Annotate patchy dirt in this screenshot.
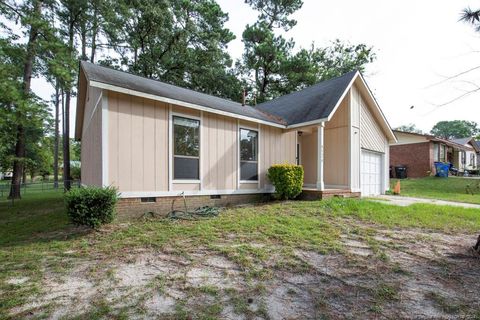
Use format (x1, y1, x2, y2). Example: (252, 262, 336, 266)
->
(7, 226, 480, 319)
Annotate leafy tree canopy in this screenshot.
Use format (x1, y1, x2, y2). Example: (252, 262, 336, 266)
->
(394, 123, 423, 134)
(430, 120, 479, 139)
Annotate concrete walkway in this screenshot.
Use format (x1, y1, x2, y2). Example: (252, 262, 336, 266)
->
(371, 195, 480, 209)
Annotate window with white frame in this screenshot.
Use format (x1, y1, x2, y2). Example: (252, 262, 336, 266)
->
(470, 153, 475, 166)
(173, 116, 200, 180)
(239, 128, 258, 181)
(433, 143, 439, 162)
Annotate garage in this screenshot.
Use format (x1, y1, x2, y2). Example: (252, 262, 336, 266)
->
(361, 150, 383, 196)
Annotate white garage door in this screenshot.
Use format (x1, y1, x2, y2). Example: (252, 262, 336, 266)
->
(361, 150, 383, 196)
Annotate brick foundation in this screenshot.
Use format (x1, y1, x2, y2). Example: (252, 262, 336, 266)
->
(299, 190, 361, 200)
(116, 193, 269, 220)
(390, 142, 434, 178)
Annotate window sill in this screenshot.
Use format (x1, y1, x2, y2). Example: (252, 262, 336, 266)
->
(240, 180, 258, 184)
(172, 180, 201, 184)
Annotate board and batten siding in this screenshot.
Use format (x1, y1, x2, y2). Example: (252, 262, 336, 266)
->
(108, 91, 169, 192)
(356, 86, 387, 153)
(324, 95, 349, 187)
(106, 91, 296, 194)
(81, 86, 103, 187)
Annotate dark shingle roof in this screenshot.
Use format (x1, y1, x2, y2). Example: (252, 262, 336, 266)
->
(451, 137, 471, 146)
(255, 71, 358, 125)
(80, 61, 285, 125)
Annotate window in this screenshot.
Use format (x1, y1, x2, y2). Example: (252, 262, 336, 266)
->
(461, 151, 466, 165)
(240, 128, 258, 181)
(439, 144, 446, 162)
(433, 143, 439, 162)
(471, 153, 475, 166)
(173, 116, 200, 180)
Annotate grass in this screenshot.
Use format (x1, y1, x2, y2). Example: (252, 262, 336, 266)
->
(1, 189, 480, 318)
(391, 176, 480, 204)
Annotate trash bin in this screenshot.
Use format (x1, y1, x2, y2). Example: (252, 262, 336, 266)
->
(395, 165, 407, 179)
(389, 166, 393, 178)
(434, 162, 449, 178)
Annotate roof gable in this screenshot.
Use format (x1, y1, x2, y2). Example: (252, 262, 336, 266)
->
(256, 71, 357, 126)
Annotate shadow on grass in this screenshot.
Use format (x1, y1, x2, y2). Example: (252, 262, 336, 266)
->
(0, 190, 93, 249)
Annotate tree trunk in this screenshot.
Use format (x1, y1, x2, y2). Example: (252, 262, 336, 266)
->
(53, 82, 60, 188)
(90, 4, 98, 63)
(9, 0, 41, 199)
(63, 89, 71, 190)
(63, 18, 75, 191)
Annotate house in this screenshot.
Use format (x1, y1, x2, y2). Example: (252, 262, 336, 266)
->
(390, 131, 474, 178)
(75, 62, 396, 214)
(451, 137, 479, 170)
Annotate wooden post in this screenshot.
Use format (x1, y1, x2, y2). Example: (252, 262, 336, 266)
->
(316, 122, 325, 191)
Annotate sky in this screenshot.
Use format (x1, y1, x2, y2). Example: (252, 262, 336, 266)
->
(28, 0, 480, 135)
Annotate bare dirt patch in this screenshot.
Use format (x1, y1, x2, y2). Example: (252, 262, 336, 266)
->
(7, 225, 480, 319)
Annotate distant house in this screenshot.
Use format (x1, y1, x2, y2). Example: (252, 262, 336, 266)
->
(451, 137, 480, 169)
(75, 62, 396, 213)
(390, 131, 475, 178)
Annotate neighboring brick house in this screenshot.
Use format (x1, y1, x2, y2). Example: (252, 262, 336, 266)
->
(390, 131, 473, 178)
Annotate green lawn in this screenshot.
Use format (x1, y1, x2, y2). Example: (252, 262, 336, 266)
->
(390, 176, 480, 204)
(1, 190, 480, 318)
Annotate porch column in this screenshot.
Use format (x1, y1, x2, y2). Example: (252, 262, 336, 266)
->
(316, 122, 325, 191)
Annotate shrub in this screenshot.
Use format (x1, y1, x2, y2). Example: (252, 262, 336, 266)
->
(267, 164, 304, 200)
(71, 165, 81, 180)
(65, 186, 118, 228)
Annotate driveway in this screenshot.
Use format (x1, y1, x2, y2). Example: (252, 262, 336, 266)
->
(372, 195, 480, 209)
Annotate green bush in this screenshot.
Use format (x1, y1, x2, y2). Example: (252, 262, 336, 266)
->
(65, 186, 118, 228)
(267, 164, 304, 200)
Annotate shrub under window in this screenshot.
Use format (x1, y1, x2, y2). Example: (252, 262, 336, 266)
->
(65, 186, 118, 228)
(267, 164, 304, 200)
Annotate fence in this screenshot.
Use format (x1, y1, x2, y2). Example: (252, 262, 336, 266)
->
(0, 179, 82, 199)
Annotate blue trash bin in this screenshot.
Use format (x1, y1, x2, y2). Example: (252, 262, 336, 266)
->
(434, 162, 449, 177)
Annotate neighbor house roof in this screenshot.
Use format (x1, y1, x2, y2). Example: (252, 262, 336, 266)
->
(452, 137, 480, 152)
(393, 130, 473, 151)
(76, 62, 396, 142)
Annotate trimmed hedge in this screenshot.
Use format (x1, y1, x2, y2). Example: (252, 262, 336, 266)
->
(267, 164, 304, 200)
(65, 186, 118, 228)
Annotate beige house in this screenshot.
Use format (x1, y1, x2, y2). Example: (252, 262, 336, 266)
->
(76, 62, 396, 210)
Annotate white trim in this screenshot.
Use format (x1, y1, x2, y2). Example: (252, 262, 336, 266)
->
(172, 180, 201, 184)
(168, 104, 173, 191)
(238, 126, 260, 188)
(326, 72, 359, 123)
(119, 188, 273, 198)
(101, 91, 109, 187)
(170, 111, 202, 184)
(286, 118, 328, 129)
(348, 88, 353, 190)
(200, 111, 204, 190)
(316, 122, 325, 191)
(236, 119, 240, 190)
(84, 92, 103, 131)
(355, 73, 397, 143)
(257, 122, 261, 190)
(89, 80, 286, 129)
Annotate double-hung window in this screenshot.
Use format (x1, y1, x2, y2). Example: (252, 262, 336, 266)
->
(239, 128, 258, 181)
(173, 116, 200, 180)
